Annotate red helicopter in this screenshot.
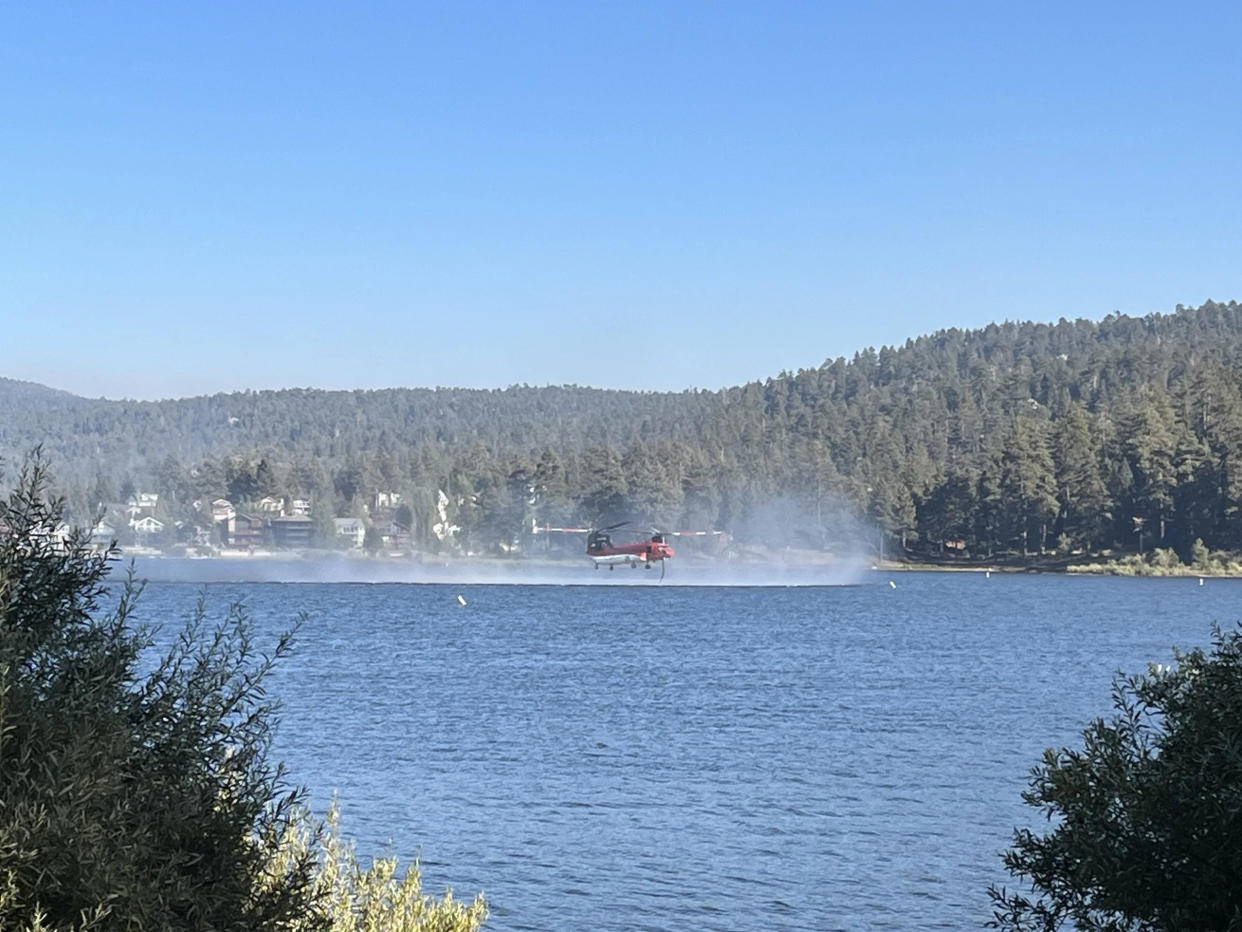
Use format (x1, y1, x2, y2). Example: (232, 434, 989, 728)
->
(586, 522, 675, 577)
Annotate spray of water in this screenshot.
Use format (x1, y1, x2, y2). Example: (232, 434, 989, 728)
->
(121, 492, 875, 587)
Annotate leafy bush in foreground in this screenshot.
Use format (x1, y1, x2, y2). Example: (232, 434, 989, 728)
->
(271, 804, 487, 932)
(0, 454, 323, 930)
(0, 453, 486, 930)
(990, 626, 1242, 930)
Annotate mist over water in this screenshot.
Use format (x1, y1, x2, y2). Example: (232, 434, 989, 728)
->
(121, 552, 871, 588)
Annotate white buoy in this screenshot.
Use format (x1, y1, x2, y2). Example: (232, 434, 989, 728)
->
(1199, 578, 1204, 586)
(889, 580, 896, 589)
(457, 594, 467, 606)
(985, 570, 990, 578)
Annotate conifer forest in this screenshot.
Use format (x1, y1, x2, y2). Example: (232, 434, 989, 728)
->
(7, 301, 1242, 563)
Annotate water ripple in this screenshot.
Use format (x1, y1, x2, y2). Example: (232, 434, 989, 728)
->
(132, 573, 1233, 930)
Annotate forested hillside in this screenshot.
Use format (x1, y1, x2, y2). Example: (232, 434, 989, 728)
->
(7, 301, 1242, 560)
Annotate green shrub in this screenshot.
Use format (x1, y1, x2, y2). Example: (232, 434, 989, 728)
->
(0, 452, 487, 930)
(269, 804, 487, 932)
(0, 453, 324, 930)
(1191, 537, 1211, 568)
(991, 626, 1242, 929)
(1146, 546, 1183, 571)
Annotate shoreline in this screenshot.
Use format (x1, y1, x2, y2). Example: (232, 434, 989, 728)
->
(114, 547, 1242, 581)
(876, 558, 1242, 579)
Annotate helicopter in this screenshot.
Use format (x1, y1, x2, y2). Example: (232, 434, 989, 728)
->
(586, 522, 675, 578)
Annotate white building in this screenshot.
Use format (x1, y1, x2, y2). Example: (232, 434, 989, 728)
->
(132, 515, 165, 537)
(90, 521, 117, 549)
(256, 496, 284, 515)
(333, 517, 366, 548)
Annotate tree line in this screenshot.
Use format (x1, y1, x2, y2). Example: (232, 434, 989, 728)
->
(7, 300, 1242, 560)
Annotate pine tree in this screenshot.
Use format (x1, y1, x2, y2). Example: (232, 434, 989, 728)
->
(999, 416, 1059, 555)
(1051, 402, 1109, 550)
(1123, 396, 1178, 545)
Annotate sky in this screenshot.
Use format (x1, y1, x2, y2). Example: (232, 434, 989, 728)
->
(3, 2, 1241, 400)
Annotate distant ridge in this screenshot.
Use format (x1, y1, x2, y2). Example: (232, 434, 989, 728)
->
(6, 302, 1242, 408)
(0, 377, 83, 405)
(5, 301, 1241, 413)
(7, 300, 1242, 562)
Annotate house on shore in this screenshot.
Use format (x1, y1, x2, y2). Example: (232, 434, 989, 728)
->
(271, 516, 313, 549)
(256, 496, 285, 515)
(231, 513, 266, 550)
(334, 517, 366, 549)
(131, 515, 164, 540)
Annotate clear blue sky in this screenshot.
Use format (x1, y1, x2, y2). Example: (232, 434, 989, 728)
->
(3, 2, 1240, 400)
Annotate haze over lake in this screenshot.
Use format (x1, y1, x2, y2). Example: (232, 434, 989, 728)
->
(133, 571, 1232, 931)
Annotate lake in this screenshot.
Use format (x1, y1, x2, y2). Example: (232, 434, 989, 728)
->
(131, 569, 1238, 930)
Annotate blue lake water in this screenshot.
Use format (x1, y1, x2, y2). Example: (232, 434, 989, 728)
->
(131, 570, 1240, 930)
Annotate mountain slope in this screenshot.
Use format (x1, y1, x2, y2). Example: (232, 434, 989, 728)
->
(6, 300, 1242, 558)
